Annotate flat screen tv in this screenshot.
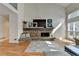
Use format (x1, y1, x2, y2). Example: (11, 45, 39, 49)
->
(33, 19, 46, 28)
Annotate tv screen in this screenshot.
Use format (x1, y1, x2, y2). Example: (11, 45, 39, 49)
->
(33, 19, 46, 28)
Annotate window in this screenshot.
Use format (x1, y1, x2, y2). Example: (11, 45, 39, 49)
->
(10, 3, 17, 9)
(68, 21, 79, 39)
(68, 10, 79, 19)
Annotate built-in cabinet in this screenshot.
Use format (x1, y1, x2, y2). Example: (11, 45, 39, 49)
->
(23, 19, 53, 38)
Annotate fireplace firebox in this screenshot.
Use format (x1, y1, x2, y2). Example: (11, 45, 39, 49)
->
(41, 32, 49, 37)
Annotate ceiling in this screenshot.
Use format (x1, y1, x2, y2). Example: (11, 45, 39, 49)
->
(0, 3, 78, 16)
(0, 4, 14, 16)
(57, 3, 70, 7)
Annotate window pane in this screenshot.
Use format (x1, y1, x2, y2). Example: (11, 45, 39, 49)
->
(68, 10, 79, 19)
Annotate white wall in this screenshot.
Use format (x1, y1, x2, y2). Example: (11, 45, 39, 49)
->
(24, 3, 66, 38)
(0, 16, 3, 38)
(24, 4, 36, 22)
(67, 3, 79, 14)
(0, 16, 9, 39)
(3, 16, 9, 38)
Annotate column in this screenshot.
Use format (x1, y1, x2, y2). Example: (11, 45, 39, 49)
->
(65, 8, 68, 39)
(9, 14, 18, 43)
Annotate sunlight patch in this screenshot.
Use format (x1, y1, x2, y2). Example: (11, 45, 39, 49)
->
(50, 49, 59, 51)
(45, 41, 52, 44)
(48, 45, 55, 47)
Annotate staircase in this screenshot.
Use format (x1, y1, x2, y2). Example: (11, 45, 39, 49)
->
(50, 21, 64, 38)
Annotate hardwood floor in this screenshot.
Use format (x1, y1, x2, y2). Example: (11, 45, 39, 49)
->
(0, 38, 74, 56)
(0, 39, 44, 56)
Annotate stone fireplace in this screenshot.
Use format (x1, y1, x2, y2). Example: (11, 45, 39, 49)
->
(23, 28, 53, 37)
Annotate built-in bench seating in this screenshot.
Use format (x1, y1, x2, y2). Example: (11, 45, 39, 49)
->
(65, 45, 79, 56)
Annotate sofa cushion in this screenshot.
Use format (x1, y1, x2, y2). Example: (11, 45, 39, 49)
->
(65, 45, 79, 56)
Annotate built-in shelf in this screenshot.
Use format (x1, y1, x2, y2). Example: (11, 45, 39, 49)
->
(23, 19, 53, 38)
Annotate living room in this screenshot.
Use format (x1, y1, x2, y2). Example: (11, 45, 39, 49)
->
(0, 3, 79, 56)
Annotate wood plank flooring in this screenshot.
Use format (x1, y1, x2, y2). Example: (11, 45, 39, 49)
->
(0, 39, 43, 56)
(0, 38, 74, 56)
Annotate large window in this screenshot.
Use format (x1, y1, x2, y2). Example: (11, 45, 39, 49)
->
(67, 10, 79, 39)
(68, 10, 79, 19)
(68, 21, 79, 39)
(9, 3, 17, 9)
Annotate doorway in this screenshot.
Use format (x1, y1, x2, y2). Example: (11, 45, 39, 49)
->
(3, 16, 9, 41)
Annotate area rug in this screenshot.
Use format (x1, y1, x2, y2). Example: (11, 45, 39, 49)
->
(25, 41, 60, 52)
(25, 41, 70, 56)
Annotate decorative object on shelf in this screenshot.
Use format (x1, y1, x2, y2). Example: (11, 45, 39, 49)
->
(23, 21, 27, 28)
(23, 21, 27, 24)
(33, 22, 37, 27)
(28, 22, 33, 27)
(47, 19, 52, 27)
(20, 32, 30, 41)
(23, 21, 33, 28)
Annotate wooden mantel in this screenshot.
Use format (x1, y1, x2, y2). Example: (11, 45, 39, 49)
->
(23, 27, 53, 31)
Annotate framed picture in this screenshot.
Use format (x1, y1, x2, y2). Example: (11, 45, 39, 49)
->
(47, 19, 52, 23)
(47, 19, 52, 27)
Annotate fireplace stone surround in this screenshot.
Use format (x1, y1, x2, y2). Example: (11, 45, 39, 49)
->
(23, 28, 53, 37)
